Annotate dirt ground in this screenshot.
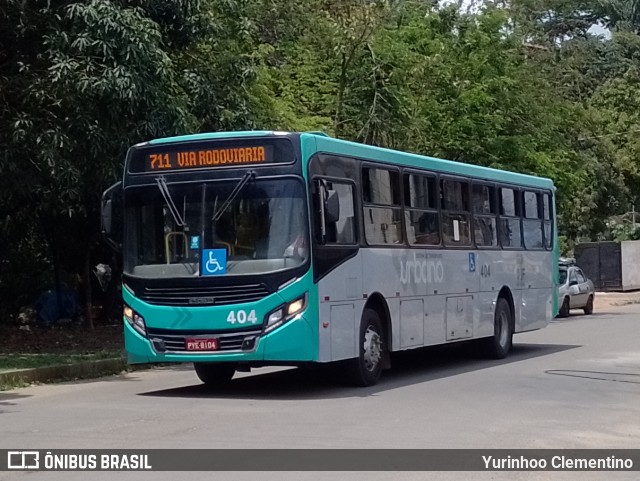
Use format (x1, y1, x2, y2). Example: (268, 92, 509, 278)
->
(593, 290, 640, 309)
(0, 323, 124, 355)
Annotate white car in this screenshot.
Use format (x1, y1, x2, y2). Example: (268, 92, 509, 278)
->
(557, 259, 595, 318)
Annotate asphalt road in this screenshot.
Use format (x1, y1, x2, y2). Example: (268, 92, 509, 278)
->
(2, 303, 640, 481)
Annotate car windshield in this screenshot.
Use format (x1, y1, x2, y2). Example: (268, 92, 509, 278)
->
(124, 178, 308, 278)
(559, 268, 567, 285)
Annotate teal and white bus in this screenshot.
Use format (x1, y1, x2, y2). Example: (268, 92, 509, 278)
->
(102, 131, 558, 386)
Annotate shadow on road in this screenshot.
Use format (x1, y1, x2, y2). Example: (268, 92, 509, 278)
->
(550, 311, 631, 323)
(0, 392, 31, 413)
(0, 392, 32, 403)
(138, 342, 580, 401)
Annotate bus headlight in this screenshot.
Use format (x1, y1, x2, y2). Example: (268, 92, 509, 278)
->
(124, 305, 146, 336)
(264, 294, 307, 333)
(287, 297, 305, 316)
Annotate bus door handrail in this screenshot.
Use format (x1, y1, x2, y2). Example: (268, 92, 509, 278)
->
(165, 232, 190, 263)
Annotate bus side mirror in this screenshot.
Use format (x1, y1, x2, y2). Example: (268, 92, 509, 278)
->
(325, 190, 340, 224)
(102, 199, 114, 234)
(101, 181, 122, 252)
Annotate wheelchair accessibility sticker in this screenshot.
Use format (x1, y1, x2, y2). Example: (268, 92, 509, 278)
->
(202, 249, 227, 276)
(468, 252, 476, 272)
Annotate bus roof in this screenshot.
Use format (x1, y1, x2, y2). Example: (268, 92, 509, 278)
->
(146, 130, 280, 145)
(305, 133, 555, 190)
(143, 131, 554, 190)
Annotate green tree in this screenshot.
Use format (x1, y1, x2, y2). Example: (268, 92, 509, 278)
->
(2, 0, 199, 324)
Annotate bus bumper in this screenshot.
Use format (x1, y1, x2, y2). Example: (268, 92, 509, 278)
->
(124, 313, 316, 364)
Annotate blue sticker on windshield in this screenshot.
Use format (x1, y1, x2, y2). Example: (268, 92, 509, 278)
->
(469, 252, 476, 272)
(202, 249, 227, 276)
(190, 236, 200, 250)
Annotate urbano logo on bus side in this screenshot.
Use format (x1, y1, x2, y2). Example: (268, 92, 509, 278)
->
(399, 252, 444, 285)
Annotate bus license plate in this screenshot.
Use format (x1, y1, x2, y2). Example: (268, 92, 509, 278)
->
(185, 338, 219, 351)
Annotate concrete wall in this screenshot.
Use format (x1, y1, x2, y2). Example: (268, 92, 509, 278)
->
(621, 241, 640, 291)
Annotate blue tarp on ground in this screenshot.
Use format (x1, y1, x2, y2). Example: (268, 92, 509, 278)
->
(35, 289, 78, 326)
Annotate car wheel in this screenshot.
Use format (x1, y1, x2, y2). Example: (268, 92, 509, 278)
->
(346, 308, 384, 387)
(482, 297, 513, 359)
(558, 296, 570, 318)
(583, 295, 594, 315)
(193, 362, 236, 386)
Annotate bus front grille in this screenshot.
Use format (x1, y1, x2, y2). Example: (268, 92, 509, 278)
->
(147, 327, 262, 353)
(139, 283, 272, 307)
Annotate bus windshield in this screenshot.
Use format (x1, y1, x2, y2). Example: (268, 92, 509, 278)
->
(124, 177, 308, 278)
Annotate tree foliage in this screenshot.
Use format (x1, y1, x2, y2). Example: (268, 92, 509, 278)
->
(2, 0, 640, 322)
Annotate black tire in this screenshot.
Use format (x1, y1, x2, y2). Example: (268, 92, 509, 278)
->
(482, 297, 513, 359)
(346, 308, 385, 387)
(193, 362, 236, 386)
(558, 296, 570, 318)
(583, 295, 594, 315)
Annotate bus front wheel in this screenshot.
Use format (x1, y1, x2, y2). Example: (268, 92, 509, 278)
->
(482, 297, 513, 359)
(193, 362, 236, 386)
(347, 308, 385, 387)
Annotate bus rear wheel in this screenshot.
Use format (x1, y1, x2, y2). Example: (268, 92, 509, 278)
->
(193, 362, 236, 386)
(482, 297, 513, 359)
(346, 308, 385, 387)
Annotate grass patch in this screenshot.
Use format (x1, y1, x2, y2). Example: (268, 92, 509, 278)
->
(0, 375, 30, 390)
(0, 350, 124, 371)
(0, 356, 130, 391)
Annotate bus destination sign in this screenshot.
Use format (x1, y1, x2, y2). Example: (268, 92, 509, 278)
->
(145, 145, 272, 172)
(127, 137, 295, 174)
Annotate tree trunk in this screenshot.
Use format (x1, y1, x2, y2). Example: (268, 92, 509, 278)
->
(46, 220, 63, 323)
(334, 52, 348, 137)
(84, 247, 94, 329)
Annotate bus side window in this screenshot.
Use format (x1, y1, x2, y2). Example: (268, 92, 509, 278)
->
(543, 193, 553, 249)
(441, 178, 471, 246)
(523, 191, 543, 249)
(472, 183, 497, 247)
(499, 187, 522, 248)
(405, 173, 440, 245)
(362, 167, 403, 245)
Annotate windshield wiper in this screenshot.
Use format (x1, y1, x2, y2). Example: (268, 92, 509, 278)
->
(156, 176, 185, 227)
(212, 171, 256, 222)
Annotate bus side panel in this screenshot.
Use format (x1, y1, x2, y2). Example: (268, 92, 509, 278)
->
(477, 250, 517, 333)
(360, 248, 480, 351)
(317, 251, 365, 362)
(477, 249, 553, 334)
(360, 248, 409, 352)
(552, 193, 560, 317)
(318, 246, 553, 361)
(519, 249, 553, 332)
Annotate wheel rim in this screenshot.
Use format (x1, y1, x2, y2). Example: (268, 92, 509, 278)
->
(363, 325, 382, 372)
(497, 310, 509, 348)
